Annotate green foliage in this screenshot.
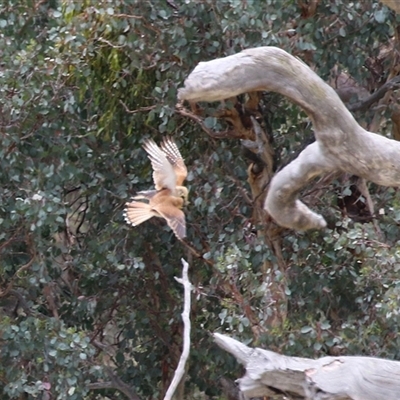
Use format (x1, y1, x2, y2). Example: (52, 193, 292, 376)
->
(0, 317, 95, 399)
(1, 0, 399, 398)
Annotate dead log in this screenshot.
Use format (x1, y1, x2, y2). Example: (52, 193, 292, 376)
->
(178, 47, 400, 231)
(214, 333, 400, 400)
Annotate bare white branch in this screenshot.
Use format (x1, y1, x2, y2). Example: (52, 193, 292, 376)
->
(164, 258, 192, 400)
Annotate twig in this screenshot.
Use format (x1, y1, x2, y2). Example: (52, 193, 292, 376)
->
(0, 228, 21, 252)
(348, 75, 400, 112)
(0, 256, 35, 298)
(175, 102, 231, 139)
(356, 178, 383, 240)
(164, 258, 192, 400)
(119, 100, 156, 114)
(97, 37, 125, 49)
(180, 239, 214, 267)
(113, 13, 143, 19)
(88, 367, 141, 400)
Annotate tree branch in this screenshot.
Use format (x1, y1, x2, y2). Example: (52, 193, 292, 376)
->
(213, 333, 400, 400)
(164, 258, 192, 400)
(178, 47, 400, 230)
(88, 367, 141, 400)
(380, 0, 400, 14)
(347, 75, 400, 112)
(0, 255, 35, 298)
(119, 100, 156, 114)
(175, 102, 234, 139)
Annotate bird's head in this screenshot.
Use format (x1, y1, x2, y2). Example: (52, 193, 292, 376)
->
(176, 186, 189, 205)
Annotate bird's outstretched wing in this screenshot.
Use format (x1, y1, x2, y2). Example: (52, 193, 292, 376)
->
(132, 189, 158, 200)
(160, 137, 187, 186)
(155, 203, 186, 240)
(143, 140, 177, 191)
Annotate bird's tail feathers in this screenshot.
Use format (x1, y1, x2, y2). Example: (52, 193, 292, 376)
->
(124, 202, 156, 226)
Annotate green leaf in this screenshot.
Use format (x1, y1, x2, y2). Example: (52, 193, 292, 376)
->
(374, 9, 386, 23)
(301, 326, 313, 334)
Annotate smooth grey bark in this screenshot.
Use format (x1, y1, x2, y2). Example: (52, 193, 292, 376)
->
(178, 47, 400, 230)
(213, 333, 400, 400)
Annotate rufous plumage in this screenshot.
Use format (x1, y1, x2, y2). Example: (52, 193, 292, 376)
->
(124, 137, 188, 240)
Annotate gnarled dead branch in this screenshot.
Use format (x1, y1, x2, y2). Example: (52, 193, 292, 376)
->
(214, 333, 400, 400)
(178, 46, 400, 231)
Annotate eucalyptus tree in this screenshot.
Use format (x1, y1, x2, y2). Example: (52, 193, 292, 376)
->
(0, 1, 399, 399)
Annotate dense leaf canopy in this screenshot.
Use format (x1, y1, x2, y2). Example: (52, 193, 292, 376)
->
(1, 1, 399, 399)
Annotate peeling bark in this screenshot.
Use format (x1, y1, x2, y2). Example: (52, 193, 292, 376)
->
(177, 91, 290, 326)
(392, 104, 400, 141)
(380, 0, 400, 14)
(178, 46, 400, 231)
(213, 333, 400, 400)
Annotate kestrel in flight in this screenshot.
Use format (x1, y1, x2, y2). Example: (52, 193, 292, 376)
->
(124, 137, 188, 240)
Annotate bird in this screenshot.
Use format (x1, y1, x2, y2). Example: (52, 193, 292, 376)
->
(124, 137, 188, 240)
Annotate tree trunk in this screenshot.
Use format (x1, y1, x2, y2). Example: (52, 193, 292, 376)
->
(381, 0, 400, 14)
(214, 333, 400, 400)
